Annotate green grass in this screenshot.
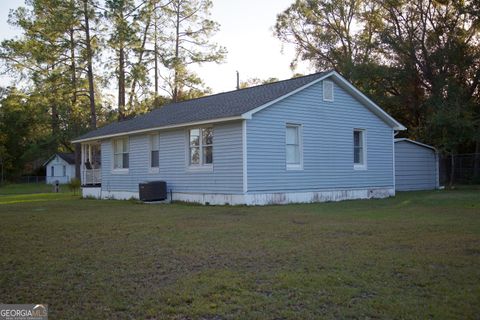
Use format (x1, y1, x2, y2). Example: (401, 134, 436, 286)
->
(0, 182, 70, 195)
(0, 189, 479, 319)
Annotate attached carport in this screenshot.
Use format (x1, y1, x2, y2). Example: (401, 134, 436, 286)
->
(394, 139, 440, 191)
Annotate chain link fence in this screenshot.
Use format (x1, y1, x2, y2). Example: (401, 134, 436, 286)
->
(439, 153, 480, 185)
(5, 176, 46, 184)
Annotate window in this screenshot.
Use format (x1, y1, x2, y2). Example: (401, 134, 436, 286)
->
(63, 165, 66, 176)
(51, 166, 54, 177)
(353, 129, 366, 169)
(286, 124, 302, 170)
(113, 137, 129, 170)
(150, 134, 159, 169)
(323, 80, 334, 101)
(189, 127, 213, 166)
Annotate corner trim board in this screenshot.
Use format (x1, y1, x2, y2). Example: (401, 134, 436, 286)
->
(242, 119, 248, 193)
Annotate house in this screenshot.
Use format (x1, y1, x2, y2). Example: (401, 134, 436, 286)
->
(44, 153, 76, 184)
(72, 71, 407, 205)
(394, 138, 439, 191)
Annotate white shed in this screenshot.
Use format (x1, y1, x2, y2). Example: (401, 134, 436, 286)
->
(394, 139, 440, 191)
(44, 153, 76, 184)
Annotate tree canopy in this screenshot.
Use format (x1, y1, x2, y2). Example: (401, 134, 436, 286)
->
(275, 0, 480, 161)
(0, 0, 225, 179)
(0, 0, 478, 181)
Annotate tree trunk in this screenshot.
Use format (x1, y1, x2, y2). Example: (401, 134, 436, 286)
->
(118, 44, 126, 120)
(69, 28, 77, 107)
(173, 1, 180, 103)
(50, 65, 60, 138)
(74, 143, 81, 179)
(449, 153, 455, 188)
(69, 27, 81, 179)
(51, 103, 59, 137)
(83, 0, 97, 129)
(154, 7, 159, 97)
(128, 13, 151, 109)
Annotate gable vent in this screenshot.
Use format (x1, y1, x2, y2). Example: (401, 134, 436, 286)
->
(323, 80, 334, 101)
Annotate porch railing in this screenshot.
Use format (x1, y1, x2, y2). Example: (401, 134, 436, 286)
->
(83, 168, 102, 185)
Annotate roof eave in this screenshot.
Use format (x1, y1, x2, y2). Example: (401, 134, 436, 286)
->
(42, 154, 56, 167)
(395, 138, 436, 151)
(71, 115, 246, 144)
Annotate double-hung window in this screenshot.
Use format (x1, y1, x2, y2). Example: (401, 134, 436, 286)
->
(150, 134, 159, 171)
(189, 127, 213, 166)
(286, 124, 302, 170)
(353, 129, 366, 169)
(113, 137, 129, 170)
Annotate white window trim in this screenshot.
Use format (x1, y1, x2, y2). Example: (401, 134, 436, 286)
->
(112, 168, 129, 174)
(185, 127, 214, 173)
(323, 80, 334, 102)
(112, 137, 129, 174)
(148, 133, 160, 173)
(286, 123, 303, 171)
(353, 128, 367, 170)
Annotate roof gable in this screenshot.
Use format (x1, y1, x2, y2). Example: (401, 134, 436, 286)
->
(244, 71, 406, 131)
(43, 153, 75, 166)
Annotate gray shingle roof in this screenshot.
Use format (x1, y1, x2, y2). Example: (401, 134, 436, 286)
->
(74, 72, 328, 142)
(44, 153, 75, 166)
(58, 152, 76, 164)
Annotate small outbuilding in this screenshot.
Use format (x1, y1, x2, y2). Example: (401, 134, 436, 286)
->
(44, 153, 76, 184)
(394, 139, 439, 191)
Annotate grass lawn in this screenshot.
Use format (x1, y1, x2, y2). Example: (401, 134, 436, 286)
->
(0, 182, 71, 195)
(0, 188, 479, 319)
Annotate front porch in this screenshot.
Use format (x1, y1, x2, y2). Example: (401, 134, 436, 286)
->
(81, 142, 101, 186)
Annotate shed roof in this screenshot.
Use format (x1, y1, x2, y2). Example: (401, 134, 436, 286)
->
(395, 138, 436, 151)
(43, 153, 75, 166)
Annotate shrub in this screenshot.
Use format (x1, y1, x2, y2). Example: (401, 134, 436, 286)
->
(68, 178, 81, 195)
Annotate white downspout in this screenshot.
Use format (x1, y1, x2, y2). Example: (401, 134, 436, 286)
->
(392, 130, 397, 195)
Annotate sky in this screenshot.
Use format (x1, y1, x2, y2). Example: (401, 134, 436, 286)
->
(0, 0, 312, 94)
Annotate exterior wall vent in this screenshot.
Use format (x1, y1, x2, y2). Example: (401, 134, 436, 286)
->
(323, 80, 334, 101)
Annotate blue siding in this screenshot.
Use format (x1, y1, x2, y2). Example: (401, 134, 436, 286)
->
(246, 79, 394, 192)
(101, 121, 243, 194)
(395, 141, 437, 191)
